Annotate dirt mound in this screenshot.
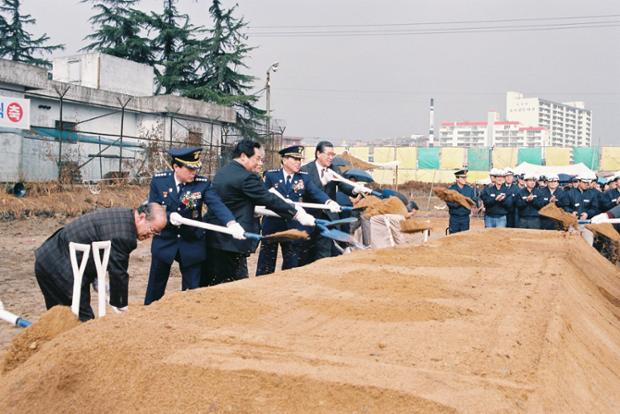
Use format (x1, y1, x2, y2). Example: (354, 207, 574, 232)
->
(586, 223, 620, 241)
(400, 218, 433, 233)
(538, 203, 578, 229)
(1, 230, 620, 413)
(2, 306, 78, 373)
(433, 187, 475, 209)
(357, 196, 408, 218)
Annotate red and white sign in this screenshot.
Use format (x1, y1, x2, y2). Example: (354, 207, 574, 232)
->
(0, 96, 30, 129)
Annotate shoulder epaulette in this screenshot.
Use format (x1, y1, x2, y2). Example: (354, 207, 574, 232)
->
(266, 169, 280, 173)
(153, 171, 171, 178)
(298, 171, 308, 175)
(194, 176, 209, 182)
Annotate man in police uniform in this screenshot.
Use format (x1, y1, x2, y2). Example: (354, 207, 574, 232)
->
(447, 169, 477, 234)
(145, 147, 244, 305)
(504, 169, 520, 228)
(601, 173, 620, 212)
(563, 175, 600, 220)
(481, 168, 513, 228)
(533, 173, 568, 230)
(515, 173, 541, 229)
(256, 145, 338, 276)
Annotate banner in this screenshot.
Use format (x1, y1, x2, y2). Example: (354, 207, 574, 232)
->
(0, 96, 30, 129)
(440, 147, 465, 169)
(467, 147, 490, 171)
(544, 147, 571, 166)
(417, 147, 440, 169)
(573, 147, 599, 170)
(517, 147, 542, 165)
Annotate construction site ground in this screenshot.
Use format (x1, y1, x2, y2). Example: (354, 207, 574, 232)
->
(1, 189, 619, 413)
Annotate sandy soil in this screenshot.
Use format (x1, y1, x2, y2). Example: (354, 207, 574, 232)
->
(0, 211, 460, 350)
(1, 225, 619, 413)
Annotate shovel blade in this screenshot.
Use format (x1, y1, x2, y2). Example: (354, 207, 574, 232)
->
(320, 228, 356, 243)
(316, 217, 359, 227)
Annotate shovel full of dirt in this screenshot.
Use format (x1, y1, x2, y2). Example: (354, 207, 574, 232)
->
(538, 203, 578, 230)
(433, 187, 475, 209)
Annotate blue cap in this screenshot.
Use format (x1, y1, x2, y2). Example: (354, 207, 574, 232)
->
(169, 147, 202, 169)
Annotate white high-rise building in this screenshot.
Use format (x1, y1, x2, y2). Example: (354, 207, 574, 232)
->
(439, 112, 549, 147)
(506, 91, 591, 147)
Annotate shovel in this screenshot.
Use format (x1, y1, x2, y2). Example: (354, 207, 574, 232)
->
(169, 213, 307, 242)
(267, 189, 361, 245)
(325, 170, 383, 198)
(578, 218, 620, 225)
(0, 299, 31, 328)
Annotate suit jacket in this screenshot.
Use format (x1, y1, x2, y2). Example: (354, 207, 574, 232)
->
(206, 161, 297, 254)
(149, 171, 234, 266)
(261, 168, 330, 234)
(34, 208, 138, 308)
(300, 161, 354, 220)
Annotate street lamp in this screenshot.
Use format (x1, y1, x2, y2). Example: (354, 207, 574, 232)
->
(265, 61, 279, 160)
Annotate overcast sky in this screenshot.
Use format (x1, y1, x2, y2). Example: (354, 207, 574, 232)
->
(22, 0, 620, 145)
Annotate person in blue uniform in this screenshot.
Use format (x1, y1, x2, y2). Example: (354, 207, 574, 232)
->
(144, 147, 244, 305)
(533, 174, 568, 230)
(504, 169, 520, 228)
(446, 169, 477, 234)
(481, 168, 513, 228)
(256, 145, 337, 276)
(563, 175, 600, 220)
(515, 173, 541, 229)
(599, 174, 620, 212)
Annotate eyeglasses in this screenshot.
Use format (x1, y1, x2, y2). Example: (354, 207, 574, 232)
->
(147, 223, 160, 236)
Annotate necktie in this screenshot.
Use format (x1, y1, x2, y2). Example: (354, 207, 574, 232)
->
(177, 183, 184, 194)
(285, 175, 292, 191)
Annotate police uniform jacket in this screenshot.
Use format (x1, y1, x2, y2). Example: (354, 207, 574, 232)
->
(206, 161, 297, 254)
(600, 188, 620, 212)
(563, 187, 600, 218)
(149, 171, 235, 266)
(447, 183, 476, 217)
(34, 208, 137, 308)
(481, 184, 513, 217)
(300, 161, 354, 221)
(504, 183, 520, 211)
(262, 168, 330, 235)
(515, 187, 541, 218)
(533, 187, 568, 210)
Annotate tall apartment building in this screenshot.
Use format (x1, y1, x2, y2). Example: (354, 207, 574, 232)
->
(506, 91, 591, 146)
(439, 112, 549, 147)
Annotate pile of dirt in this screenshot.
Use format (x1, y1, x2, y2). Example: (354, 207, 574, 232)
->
(400, 218, 433, 233)
(1, 229, 620, 413)
(538, 203, 578, 229)
(433, 187, 475, 209)
(0, 185, 148, 220)
(1, 306, 78, 373)
(357, 196, 408, 218)
(585, 223, 620, 241)
(266, 229, 309, 241)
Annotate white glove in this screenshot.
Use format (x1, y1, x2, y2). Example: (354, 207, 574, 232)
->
(325, 199, 342, 213)
(352, 185, 373, 195)
(591, 213, 609, 224)
(294, 210, 316, 226)
(227, 222, 246, 240)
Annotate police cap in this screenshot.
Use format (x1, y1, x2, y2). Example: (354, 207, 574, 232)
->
(278, 145, 304, 159)
(454, 169, 468, 177)
(169, 147, 202, 169)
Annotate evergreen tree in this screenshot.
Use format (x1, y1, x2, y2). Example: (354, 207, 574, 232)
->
(184, 0, 264, 138)
(148, 0, 199, 95)
(0, 0, 64, 67)
(81, 0, 153, 64)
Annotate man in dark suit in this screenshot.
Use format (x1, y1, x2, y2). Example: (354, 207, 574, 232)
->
(145, 147, 243, 305)
(256, 145, 337, 276)
(34, 203, 166, 321)
(299, 141, 362, 265)
(203, 139, 315, 286)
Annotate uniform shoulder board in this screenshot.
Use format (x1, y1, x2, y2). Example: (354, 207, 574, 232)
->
(194, 176, 209, 182)
(154, 171, 171, 178)
(298, 171, 308, 175)
(266, 169, 280, 173)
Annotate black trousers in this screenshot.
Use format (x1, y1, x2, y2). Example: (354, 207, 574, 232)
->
(255, 240, 301, 276)
(518, 217, 540, 229)
(299, 228, 333, 266)
(448, 215, 470, 234)
(144, 252, 202, 305)
(201, 247, 248, 287)
(35, 260, 94, 321)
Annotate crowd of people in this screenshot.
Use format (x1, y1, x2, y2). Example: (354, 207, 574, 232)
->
(34, 138, 620, 321)
(446, 167, 620, 233)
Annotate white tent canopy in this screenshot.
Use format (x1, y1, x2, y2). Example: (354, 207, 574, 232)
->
(512, 162, 596, 178)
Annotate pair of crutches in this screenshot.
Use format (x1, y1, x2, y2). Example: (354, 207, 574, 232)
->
(69, 240, 113, 318)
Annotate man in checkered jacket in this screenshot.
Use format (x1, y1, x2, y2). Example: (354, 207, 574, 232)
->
(34, 203, 166, 321)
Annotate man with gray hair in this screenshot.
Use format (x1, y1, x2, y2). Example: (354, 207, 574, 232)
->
(35, 203, 166, 321)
